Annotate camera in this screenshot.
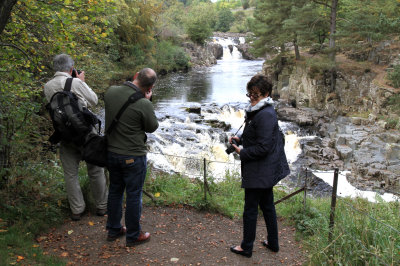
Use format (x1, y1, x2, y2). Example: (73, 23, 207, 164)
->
(71, 68, 81, 78)
(225, 138, 239, 154)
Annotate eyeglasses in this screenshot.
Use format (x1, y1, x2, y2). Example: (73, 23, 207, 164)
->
(246, 93, 261, 98)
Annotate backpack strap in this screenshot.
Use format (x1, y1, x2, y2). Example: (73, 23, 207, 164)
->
(64, 77, 73, 91)
(106, 91, 144, 135)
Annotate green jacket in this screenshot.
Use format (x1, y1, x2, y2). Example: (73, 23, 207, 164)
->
(104, 83, 159, 156)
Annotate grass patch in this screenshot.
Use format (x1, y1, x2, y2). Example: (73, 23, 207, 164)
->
(0, 161, 68, 265)
(0, 160, 99, 265)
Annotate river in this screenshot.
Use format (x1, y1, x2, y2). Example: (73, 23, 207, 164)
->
(147, 37, 302, 181)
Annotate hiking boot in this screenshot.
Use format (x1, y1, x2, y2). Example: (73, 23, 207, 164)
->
(71, 212, 83, 221)
(96, 208, 107, 216)
(107, 226, 127, 241)
(126, 232, 150, 247)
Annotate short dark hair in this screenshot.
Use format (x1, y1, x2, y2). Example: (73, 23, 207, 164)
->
(137, 68, 157, 89)
(246, 74, 272, 97)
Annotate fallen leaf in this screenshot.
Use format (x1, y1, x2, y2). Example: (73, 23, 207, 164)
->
(36, 236, 47, 242)
(155, 192, 160, 198)
(170, 258, 179, 262)
(32, 244, 39, 248)
(88, 221, 94, 226)
(61, 252, 69, 257)
(17, 256, 24, 260)
(68, 230, 73, 235)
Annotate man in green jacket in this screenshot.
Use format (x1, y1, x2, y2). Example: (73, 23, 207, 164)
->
(104, 68, 159, 246)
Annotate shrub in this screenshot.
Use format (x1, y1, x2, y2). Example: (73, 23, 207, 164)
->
(388, 64, 400, 88)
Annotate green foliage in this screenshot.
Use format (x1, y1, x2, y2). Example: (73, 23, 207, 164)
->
(215, 0, 242, 10)
(154, 41, 190, 72)
(184, 2, 216, 44)
(388, 64, 400, 89)
(0, 0, 117, 180)
(156, 0, 186, 41)
(241, 0, 250, 10)
(215, 8, 235, 32)
(338, 0, 400, 44)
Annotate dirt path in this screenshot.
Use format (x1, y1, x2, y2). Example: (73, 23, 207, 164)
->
(38, 206, 305, 265)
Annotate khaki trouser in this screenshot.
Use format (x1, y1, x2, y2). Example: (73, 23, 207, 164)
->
(59, 141, 108, 214)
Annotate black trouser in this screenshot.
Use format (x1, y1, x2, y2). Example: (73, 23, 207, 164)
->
(240, 188, 279, 252)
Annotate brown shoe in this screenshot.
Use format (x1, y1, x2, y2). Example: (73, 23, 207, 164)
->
(126, 232, 150, 247)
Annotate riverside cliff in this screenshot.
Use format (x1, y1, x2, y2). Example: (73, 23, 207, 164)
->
(264, 42, 400, 195)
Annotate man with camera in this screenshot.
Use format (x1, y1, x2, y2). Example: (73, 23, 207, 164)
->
(44, 54, 108, 221)
(104, 68, 158, 246)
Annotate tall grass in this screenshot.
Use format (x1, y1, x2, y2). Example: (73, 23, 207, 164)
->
(0, 161, 67, 265)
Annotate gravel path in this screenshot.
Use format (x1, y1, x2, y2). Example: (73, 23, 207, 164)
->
(38, 206, 305, 265)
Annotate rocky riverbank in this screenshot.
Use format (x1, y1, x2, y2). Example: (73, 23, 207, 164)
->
(182, 32, 257, 68)
(276, 102, 400, 196)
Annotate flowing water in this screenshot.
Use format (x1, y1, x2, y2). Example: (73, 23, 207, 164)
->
(147, 37, 302, 180)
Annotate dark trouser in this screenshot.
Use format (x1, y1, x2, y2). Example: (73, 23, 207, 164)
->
(106, 152, 147, 243)
(241, 188, 279, 252)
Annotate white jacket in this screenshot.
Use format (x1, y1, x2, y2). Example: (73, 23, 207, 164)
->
(44, 71, 98, 108)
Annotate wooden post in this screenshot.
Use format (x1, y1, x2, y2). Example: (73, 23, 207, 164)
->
(203, 158, 207, 201)
(304, 168, 308, 210)
(329, 168, 339, 242)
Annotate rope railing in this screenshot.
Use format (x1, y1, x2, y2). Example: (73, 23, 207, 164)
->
(338, 199, 400, 234)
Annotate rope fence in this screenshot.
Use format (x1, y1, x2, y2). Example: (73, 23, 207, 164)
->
(1, 153, 399, 258)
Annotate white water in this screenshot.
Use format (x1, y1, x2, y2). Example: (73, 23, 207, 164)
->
(312, 171, 399, 203)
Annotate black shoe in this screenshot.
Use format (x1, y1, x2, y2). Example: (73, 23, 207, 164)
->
(230, 246, 252, 258)
(107, 226, 127, 241)
(262, 240, 279, 252)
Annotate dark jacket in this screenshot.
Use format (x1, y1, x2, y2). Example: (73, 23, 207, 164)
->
(104, 83, 159, 156)
(239, 103, 290, 188)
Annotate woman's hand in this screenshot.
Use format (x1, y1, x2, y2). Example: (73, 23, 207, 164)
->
(229, 136, 241, 154)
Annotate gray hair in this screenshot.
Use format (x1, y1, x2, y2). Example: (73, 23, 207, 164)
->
(53, 54, 74, 72)
(137, 68, 157, 89)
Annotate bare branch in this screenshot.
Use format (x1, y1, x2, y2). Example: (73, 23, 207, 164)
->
(311, 0, 331, 8)
(0, 42, 31, 60)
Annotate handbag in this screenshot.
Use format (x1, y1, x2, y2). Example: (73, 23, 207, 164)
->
(82, 89, 144, 167)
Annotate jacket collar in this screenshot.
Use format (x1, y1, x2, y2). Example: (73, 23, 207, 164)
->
(123, 81, 141, 92)
(54, 71, 72, 78)
(245, 97, 274, 119)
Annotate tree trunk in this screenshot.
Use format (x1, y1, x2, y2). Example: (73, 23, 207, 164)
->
(329, 0, 338, 92)
(0, 0, 18, 36)
(294, 37, 300, 60)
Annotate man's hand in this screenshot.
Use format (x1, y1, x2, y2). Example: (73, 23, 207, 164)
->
(145, 89, 152, 100)
(76, 70, 85, 82)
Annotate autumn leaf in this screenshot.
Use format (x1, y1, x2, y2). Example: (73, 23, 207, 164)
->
(61, 252, 69, 257)
(154, 192, 160, 198)
(68, 230, 73, 235)
(88, 221, 94, 226)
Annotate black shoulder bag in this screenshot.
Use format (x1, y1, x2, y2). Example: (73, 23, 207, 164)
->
(82, 90, 144, 167)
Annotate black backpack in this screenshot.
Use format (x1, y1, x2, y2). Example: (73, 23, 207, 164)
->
(46, 78, 100, 146)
